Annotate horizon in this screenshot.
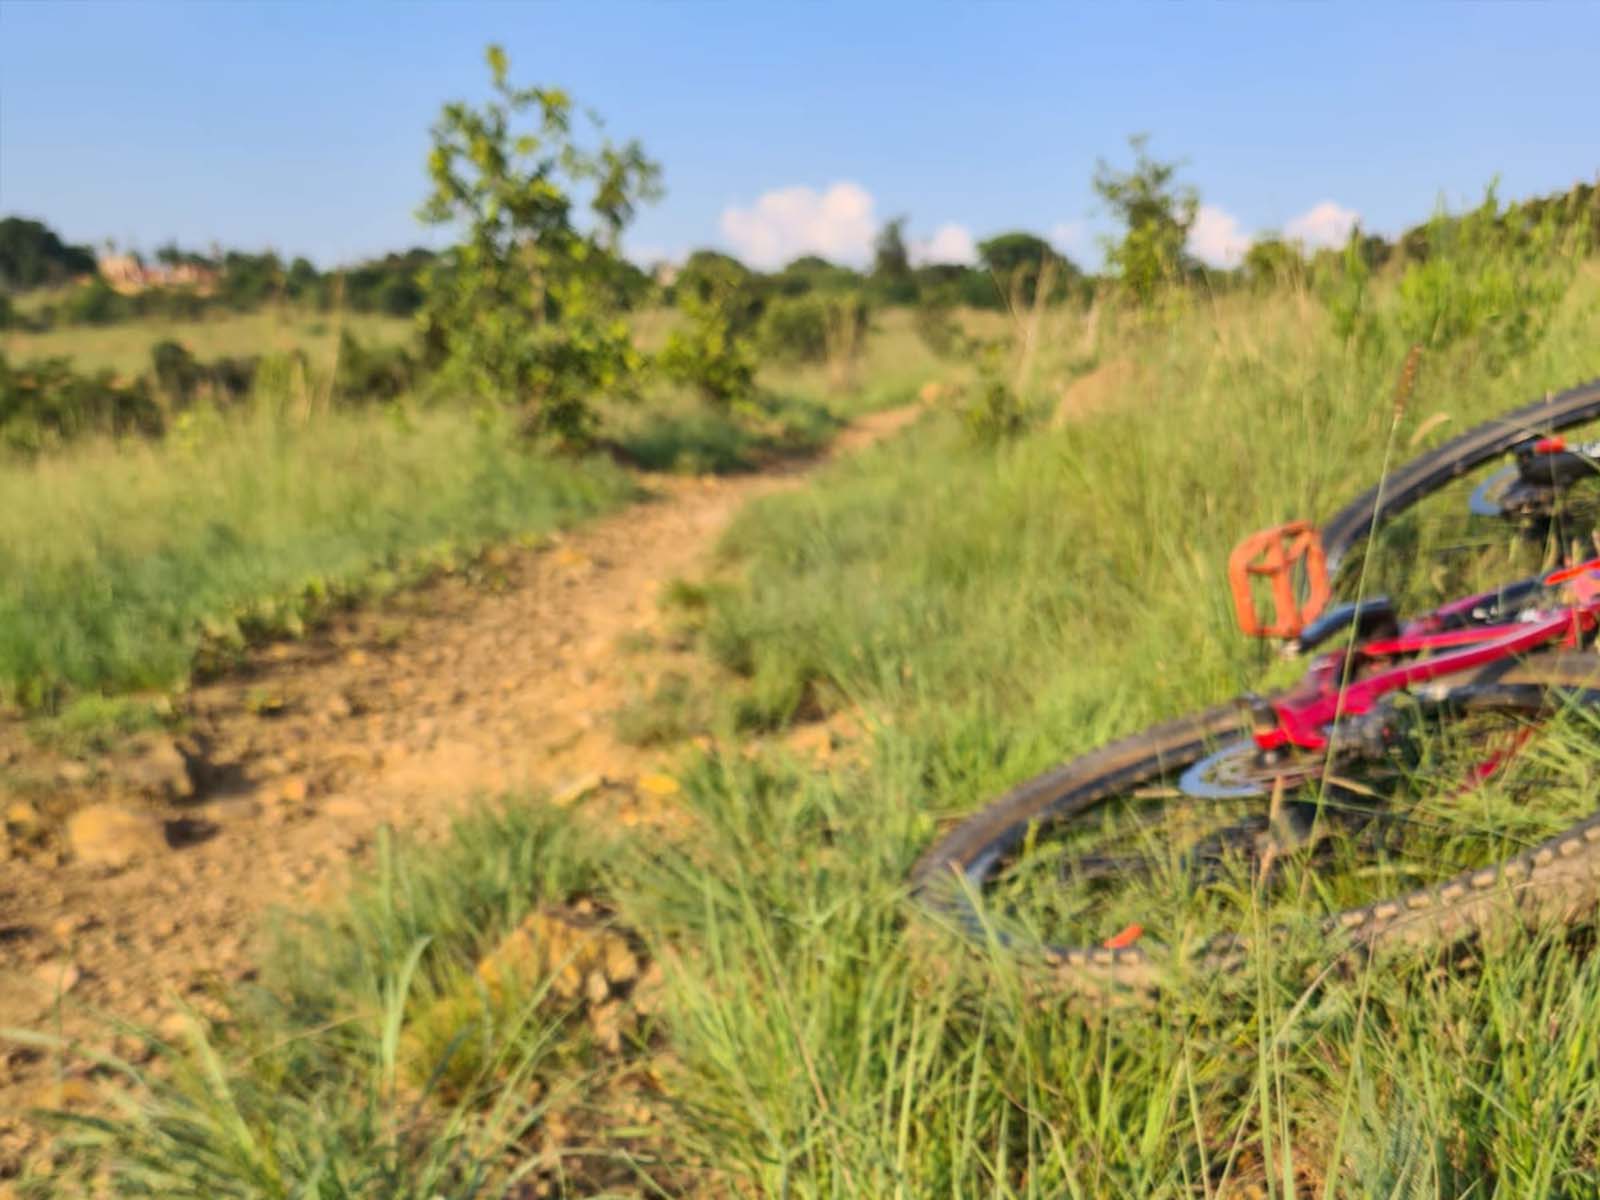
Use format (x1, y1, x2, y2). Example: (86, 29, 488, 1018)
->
(2, 2, 1598, 271)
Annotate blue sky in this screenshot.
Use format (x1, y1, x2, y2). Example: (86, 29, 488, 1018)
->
(2, 1, 1597, 270)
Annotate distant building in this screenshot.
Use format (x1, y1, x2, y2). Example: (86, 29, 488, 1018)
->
(97, 253, 219, 294)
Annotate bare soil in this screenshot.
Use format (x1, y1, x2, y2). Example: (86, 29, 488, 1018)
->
(0, 404, 922, 1175)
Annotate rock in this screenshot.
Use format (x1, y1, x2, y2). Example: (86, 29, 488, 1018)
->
(50, 913, 95, 939)
(273, 775, 310, 805)
(124, 736, 193, 801)
(3, 799, 41, 832)
(588, 1000, 633, 1053)
(602, 934, 638, 985)
(56, 761, 92, 786)
(551, 772, 603, 807)
(29, 1075, 97, 1110)
(633, 961, 666, 1015)
(65, 804, 169, 868)
(584, 969, 610, 1005)
(202, 796, 263, 824)
(635, 773, 680, 798)
(32, 960, 81, 996)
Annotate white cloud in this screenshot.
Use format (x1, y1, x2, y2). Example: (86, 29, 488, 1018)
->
(719, 182, 876, 269)
(910, 222, 977, 265)
(1051, 220, 1091, 256)
(1187, 204, 1252, 269)
(1283, 200, 1360, 250)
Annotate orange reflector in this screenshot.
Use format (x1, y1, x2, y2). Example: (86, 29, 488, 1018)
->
(1102, 923, 1144, 950)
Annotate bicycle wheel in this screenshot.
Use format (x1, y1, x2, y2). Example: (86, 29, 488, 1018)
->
(1322, 378, 1600, 611)
(910, 654, 1600, 991)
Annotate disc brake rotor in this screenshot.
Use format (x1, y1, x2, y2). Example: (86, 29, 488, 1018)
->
(1177, 738, 1328, 800)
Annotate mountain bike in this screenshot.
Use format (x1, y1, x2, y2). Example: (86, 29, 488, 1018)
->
(911, 381, 1600, 990)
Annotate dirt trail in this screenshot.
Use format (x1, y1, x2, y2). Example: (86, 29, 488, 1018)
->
(0, 403, 923, 1163)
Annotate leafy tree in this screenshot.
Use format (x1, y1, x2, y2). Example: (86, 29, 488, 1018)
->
(1092, 135, 1198, 304)
(417, 43, 661, 444)
(658, 257, 756, 407)
(771, 255, 859, 297)
(873, 218, 911, 279)
(673, 251, 758, 315)
(977, 232, 1053, 279)
(0, 217, 97, 291)
(976, 231, 1079, 306)
(870, 217, 915, 302)
(1242, 236, 1304, 290)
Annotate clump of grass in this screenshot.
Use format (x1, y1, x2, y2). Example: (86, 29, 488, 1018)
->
(0, 406, 636, 707)
(30, 804, 657, 1198)
(26, 693, 172, 758)
(613, 671, 709, 746)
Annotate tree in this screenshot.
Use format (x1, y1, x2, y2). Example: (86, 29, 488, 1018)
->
(659, 256, 756, 407)
(1242, 236, 1304, 290)
(417, 43, 662, 444)
(1092, 135, 1198, 304)
(0, 217, 97, 291)
(977, 231, 1079, 307)
(871, 217, 915, 303)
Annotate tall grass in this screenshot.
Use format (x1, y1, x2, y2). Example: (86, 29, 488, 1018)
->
(0, 405, 634, 704)
(1, 309, 413, 378)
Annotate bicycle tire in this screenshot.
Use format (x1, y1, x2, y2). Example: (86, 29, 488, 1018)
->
(910, 653, 1600, 991)
(1321, 378, 1600, 579)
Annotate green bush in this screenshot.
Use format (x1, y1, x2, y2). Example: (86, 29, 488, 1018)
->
(1393, 187, 1583, 372)
(0, 353, 163, 454)
(758, 292, 870, 364)
(333, 330, 416, 403)
(659, 259, 758, 407)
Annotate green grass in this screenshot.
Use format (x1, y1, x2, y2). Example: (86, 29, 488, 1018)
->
(2, 307, 412, 377)
(19, 261, 1600, 1195)
(0, 405, 635, 705)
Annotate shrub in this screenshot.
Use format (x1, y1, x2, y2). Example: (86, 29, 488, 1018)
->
(759, 292, 870, 365)
(333, 331, 416, 403)
(1392, 186, 1583, 372)
(659, 259, 757, 407)
(150, 341, 259, 408)
(0, 353, 163, 454)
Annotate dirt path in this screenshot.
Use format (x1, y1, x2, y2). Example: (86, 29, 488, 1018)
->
(0, 403, 923, 1168)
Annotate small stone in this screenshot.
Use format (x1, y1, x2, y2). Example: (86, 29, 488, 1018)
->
(633, 961, 666, 1015)
(320, 796, 369, 819)
(3, 799, 41, 831)
(636, 773, 680, 798)
(33, 960, 81, 996)
(30, 1076, 97, 1110)
(274, 775, 310, 805)
(51, 912, 94, 939)
(124, 735, 194, 801)
(66, 804, 169, 868)
(584, 969, 610, 1005)
(602, 935, 638, 985)
(57, 761, 92, 786)
(202, 796, 263, 824)
(588, 1001, 633, 1053)
(155, 1011, 193, 1041)
(551, 772, 603, 806)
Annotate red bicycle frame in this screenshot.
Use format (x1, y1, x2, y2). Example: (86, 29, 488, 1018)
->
(1250, 558, 1600, 753)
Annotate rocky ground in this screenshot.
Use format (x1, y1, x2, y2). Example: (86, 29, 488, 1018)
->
(0, 404, 922, 1181)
